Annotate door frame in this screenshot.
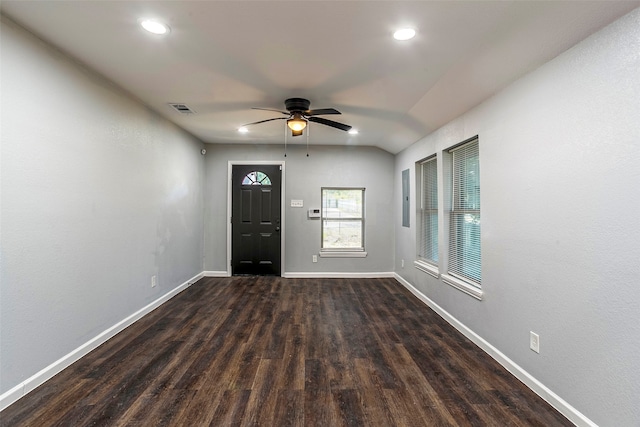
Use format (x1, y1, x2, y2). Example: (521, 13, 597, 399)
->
(226, 160, 286, 276)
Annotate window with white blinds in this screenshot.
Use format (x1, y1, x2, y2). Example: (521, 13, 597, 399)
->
(448, 139, 481, 286)
(418, 157, 438, 265)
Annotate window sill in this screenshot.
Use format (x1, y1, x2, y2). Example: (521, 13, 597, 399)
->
(319, 251, 368, 258)
(414, 260, 439, 278)
(441, 274, 483, 300)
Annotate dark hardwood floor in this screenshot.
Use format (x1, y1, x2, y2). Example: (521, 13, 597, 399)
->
(1, 277, 572, 426)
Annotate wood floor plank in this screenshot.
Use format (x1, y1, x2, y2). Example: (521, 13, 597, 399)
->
(271, 389, 303, 427)
(210, 389, 251, 427)
(278, 324, 305, 391)
(223, 344, 260, 391)
(331, 388, 366, 426)
(303, 389, 341, 427)
(180, 389, 223, 426)
(386, 343, 459, 425)
(382, 388, 431, 427)
(243, 358, 280, 426)
(1, 277, 574, 426)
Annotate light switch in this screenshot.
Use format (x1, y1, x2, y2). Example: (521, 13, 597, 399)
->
(291, 199, 304, 207)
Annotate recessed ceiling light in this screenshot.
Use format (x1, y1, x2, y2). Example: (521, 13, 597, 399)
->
(348, 129, 359, 135)
(140, 19, 170, 35)
(393, 28, 416, 41)
(238, 127, 249, 133)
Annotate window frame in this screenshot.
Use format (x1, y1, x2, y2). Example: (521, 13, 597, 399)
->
(320, 187, 366, 257)
(413, 154, 440, 279)
(442, 137, 482, 298)
(416, 154, 440, 260)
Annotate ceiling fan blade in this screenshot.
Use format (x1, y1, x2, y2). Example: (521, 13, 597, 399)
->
(308, 116, 352, 132)
(252, 107, 289, 115)
(306, 108, 341, 116)
(242, 117, 287, 126)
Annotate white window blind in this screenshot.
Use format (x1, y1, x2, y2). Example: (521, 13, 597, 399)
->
(449, 139, 481, 286)
(418, 157, 438, 264)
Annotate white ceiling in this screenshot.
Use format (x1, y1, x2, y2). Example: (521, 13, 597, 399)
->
(2, 1, 638, 153)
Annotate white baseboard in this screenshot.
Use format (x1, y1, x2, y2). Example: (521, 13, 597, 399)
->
(283, 271, 395, 279)
(393, 273, 596, 427)
(202, 270, 231, 277)
(0, 271, 204, 412)
(202, 271, 394, 279)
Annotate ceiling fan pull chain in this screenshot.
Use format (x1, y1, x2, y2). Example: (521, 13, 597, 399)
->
(306, 123, 310, 157)
(283, 121, 287, 157)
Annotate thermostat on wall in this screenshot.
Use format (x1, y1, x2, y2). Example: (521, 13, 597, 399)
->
(308, 208, 321, 219)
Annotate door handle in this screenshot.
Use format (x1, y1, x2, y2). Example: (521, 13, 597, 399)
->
(275, 226, 280, 232)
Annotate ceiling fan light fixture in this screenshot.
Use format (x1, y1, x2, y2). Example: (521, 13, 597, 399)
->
(287, 115, 307, 132)
(140, 19, 170, 35)
(393, 28, 416, 41)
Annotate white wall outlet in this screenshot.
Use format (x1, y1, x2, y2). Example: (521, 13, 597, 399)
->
(312, 255, 318, 263)
(530, 331, 540, 353)
(401, 259, 405, 268)
(151, 275, 157, 288)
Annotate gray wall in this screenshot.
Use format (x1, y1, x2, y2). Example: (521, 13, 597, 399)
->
(1, 17, 205, 395)
(394, 9, 640, 426)
(203, 144, 395, 274)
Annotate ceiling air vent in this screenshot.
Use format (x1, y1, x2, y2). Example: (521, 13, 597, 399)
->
(169, 103, 195, 114)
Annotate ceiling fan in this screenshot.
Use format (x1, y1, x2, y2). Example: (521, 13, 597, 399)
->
(242, 98, 352, 136)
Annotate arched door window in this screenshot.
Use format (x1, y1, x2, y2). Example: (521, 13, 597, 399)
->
(242, 171, 272, 186)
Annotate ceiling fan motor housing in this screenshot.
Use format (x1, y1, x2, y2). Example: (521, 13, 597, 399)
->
(285, 98, 311, 113)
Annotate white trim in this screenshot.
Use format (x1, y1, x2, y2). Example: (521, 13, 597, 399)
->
(0, 272, 203, 412)
(441, 273, 483, 300)
(319, 251, 367, 258)
(202, 270, 231, 277)
(393, 273, 597, 427)
(0, 385, 23, 413)
(414, 260, 440, 278)
(283, 271, 394, 279)
(227, 161, 286, 277)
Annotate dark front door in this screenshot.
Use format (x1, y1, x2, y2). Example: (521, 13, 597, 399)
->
(231, 164, 282, 275)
